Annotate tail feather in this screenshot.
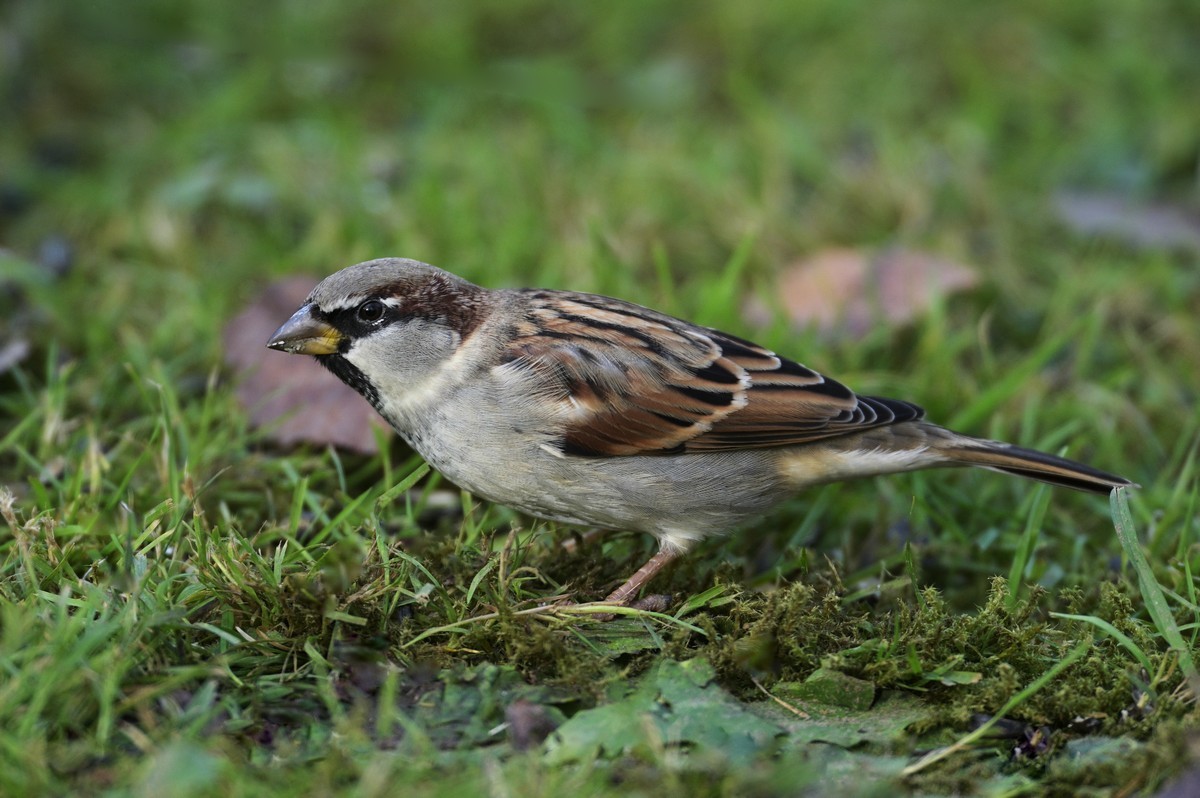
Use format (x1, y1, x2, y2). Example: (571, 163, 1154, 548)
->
(940, 439, 1135, 495)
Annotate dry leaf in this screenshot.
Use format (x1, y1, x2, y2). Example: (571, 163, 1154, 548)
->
(744, 248, 979, 336)
(505, 699, 560, 751)
(0, 338, 30, 375)
(1054, 191, 1200, 252)
(224, 276, 391, 453)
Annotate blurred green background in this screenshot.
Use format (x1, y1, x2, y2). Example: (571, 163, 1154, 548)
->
(8, 0, 1197, 294)
(3, 1, 1200, 795)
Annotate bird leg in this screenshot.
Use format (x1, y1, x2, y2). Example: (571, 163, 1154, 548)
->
(604, 547, 681, 606)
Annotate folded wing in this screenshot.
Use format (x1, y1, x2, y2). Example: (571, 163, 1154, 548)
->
(498, 290, 923, 457)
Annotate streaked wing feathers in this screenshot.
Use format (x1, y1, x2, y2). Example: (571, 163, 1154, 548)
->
(498, 290, 923, 456)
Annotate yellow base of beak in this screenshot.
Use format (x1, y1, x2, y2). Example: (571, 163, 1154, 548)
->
(266, 305, 344, 355)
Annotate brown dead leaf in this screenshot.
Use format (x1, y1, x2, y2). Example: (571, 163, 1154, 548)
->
(0, 338, 30, 375)
(224, 276, 391, 454)
(505, 699, 560, 751)
(1054, 191, 1200, 252)
(744, 248, 979, 336)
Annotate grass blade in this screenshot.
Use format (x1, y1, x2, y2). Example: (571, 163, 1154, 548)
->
(1050, 612, 1153, 674)
(902, 635, 1093, 776)
(1110, 488, 1198, 682)
(1007, 482, 1050, 610)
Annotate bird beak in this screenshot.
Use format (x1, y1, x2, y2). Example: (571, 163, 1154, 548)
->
(266, 305, 344, 355)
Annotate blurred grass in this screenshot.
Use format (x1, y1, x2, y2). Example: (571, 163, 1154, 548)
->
(2, 0, 1200, 795)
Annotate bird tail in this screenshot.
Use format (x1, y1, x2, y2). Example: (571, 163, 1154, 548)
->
(937, 437, 1135, 495)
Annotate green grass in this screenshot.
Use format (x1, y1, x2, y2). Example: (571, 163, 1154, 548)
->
(3, 0, 1200, 794)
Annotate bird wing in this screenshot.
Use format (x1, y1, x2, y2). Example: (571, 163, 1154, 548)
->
(496, 290, 923, 456)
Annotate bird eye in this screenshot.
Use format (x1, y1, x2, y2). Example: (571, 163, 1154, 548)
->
(357, 299, 386, 323)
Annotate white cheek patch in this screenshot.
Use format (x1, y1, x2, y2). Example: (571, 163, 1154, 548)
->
(346, 333, 470, 419)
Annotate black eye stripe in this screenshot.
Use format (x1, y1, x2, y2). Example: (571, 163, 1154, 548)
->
(314, 299, 406, 341)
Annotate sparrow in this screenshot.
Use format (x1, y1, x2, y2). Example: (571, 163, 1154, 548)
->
(267, 258, 1134, 606)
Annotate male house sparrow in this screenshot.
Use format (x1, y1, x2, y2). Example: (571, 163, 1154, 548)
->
(267, 258, 1133, 605)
